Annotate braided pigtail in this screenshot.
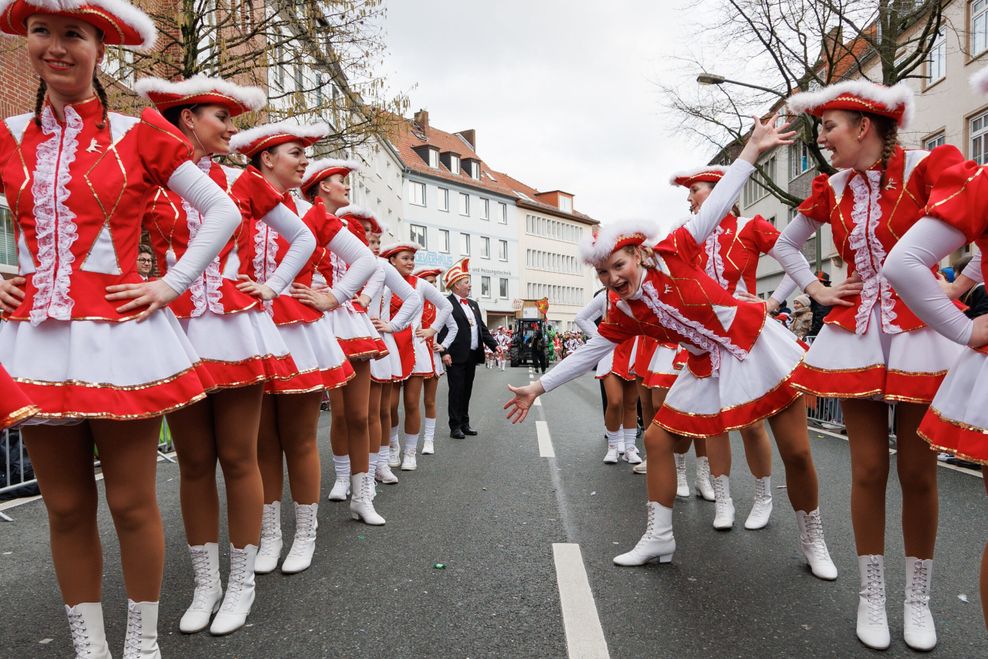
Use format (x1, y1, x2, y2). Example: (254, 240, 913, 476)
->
(33, 79, 47, 126)
(92, 72, 109, 130)
(878, 118, 898, 189)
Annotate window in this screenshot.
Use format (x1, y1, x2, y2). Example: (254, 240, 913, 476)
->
(438, 187, 449, 212)
(559, 196, 573, 213)
(409, 181, 426, 206)
(742, 156, 775, 208)
(460, 233, 471, 255)
(458, 192, 470, 216)
(480, 198, 489, 220)
(480, 236, 490, 259)
(428, 149, 439, 168)
(499, 277, 508, 298)
(498, 202, 507, 224)
(439, 229, 450, 253)
(927, 29, 946, 84)
(481, 276, 491, 298)
(925, 132, 946, 150)
(788, 142, 811, 180)
(974, 0, 988, 56)
(409, 224, 427, 248)
(498, 240, 508, 261)
(0, 205, 16, 266)
(970, 110, 988, 164)
(470, 161, 480, 179)
(449, 155, 460, 175)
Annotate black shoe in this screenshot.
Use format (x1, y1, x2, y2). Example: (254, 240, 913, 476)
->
(450, 429, 466, 439)
(461, 426, 478, 436)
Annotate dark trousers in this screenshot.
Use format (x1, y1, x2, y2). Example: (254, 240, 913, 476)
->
(447, 360, 477, 431)
(532, 350, 547, 374)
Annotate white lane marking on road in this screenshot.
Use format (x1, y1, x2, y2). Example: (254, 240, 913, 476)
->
(552, 543, 610, 659)
(533, 397, 542, 407)
(536, 420, 555, 458)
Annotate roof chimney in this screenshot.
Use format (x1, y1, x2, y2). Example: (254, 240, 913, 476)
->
(413, 109, 429, 132)
(456, 129, 476, 150)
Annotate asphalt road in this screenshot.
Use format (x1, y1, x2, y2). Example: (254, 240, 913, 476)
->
(1, 364, 986, 658)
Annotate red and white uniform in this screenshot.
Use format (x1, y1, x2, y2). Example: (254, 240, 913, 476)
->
(698, 213, 797, 303)
(884, 159, 988, 465)
(367, 259, 421, 383)
(144, 161, 302, 388)
(633, 336, 680, 389)
(575, 293, 642, 382)
(0, 366, 38, 430)
(0, 99, 238, 420)
(542, 160, 805, 437)
(238, 194, 360, 393)
(408, 275, 453, 377)
(775, 145, 965, 402)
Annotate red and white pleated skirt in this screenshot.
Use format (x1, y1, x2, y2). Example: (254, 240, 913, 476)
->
(918, 347, 988, 465)
(0, 365, 38, 430)
(266, 315, 354, 394)
(595, 336, 637, 380)
(326, 302, 388, 360)
(635, 337, 680, 390)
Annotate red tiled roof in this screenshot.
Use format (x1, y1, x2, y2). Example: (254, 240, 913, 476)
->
(493, 170, 598, 225)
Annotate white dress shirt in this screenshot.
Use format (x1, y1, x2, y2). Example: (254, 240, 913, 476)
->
(455, 294, 480, 350)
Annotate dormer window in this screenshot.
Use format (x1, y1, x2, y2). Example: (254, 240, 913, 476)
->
(428, 149, 439, 168)
(559, 196, 573, 213)
(449, 155, 460, 175)
(470, 161, 480, 179)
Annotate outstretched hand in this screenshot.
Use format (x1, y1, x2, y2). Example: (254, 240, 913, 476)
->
(740, 113, 796, 163)
(105, 279, 179, 321)
(504, 382, 544, 424)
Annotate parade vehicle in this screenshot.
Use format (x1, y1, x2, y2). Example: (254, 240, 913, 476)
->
(509, 299, 549, 367)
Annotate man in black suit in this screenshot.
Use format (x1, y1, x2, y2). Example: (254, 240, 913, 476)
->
(437, 258, 497, 439)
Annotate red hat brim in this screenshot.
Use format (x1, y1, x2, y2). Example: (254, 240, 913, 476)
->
(0, 0, 155, 48)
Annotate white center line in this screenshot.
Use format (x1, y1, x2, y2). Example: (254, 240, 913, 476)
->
(552, 543, 610, 659)
(535, 420, 555, 457)
(533, 397, 542, 407)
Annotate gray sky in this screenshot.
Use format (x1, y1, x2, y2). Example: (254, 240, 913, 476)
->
(382, 0, 722, 225)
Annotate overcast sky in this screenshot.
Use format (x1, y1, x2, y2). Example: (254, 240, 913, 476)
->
(382, 1, 724, 225)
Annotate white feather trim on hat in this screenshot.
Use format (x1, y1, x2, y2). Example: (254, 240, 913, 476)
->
(579, 219, 663, 265)
(971, 65, 988, 96)
(786, 80, 914, 129)
(668, 165, 729, 187)
(229, 121, 328, 154)
(378, 241, 423, 257)
(337, 203, 388, 232)
(2, 0, 158, 50)
(301, 158, 362, 187)
(134, 75, 266, 111)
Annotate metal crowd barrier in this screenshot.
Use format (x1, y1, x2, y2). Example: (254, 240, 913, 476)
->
(0, 421, 174, 521)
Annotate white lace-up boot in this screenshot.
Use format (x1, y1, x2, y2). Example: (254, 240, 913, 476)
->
(856, 554, 890, 650)
(796, 509, 838, 580)
(613, 502, 676, 566)
(209, 545, 257, 635)
(603, 428, 621, 463)
(350, 473, 385, 525)
(122, 600, 160, 658)
(903, 557, 937, 650)
(254, 502, 282, 574)
(327, 475, 350, 501)
(64, 602, 111, 659)
(711, 475, 734, 530)
(674, 453, 689, 497)
(179, 543, 222, 633)
(694, 456, 715, 501)
(744, 476, 773, 530)
(281, 503, 319, 574)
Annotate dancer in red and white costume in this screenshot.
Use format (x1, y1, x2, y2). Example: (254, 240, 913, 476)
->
(506, 117, 837, 582)
(137, 75, 317, 635)
(379, 242, 453, 468)
(413, 265, 458, 454)
(0, 366, 38, 430)
(0, 2, 243, 654)
(884, 66, 988, 633)
(575, 294, 642, 464)
(628, 335, 680, 476)
(230, 124, 373, 571)
(669, 165, 799, 530)
(774, 81, 966, 651)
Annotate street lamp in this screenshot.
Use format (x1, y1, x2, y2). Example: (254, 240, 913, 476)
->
(696, 72, 786, 98)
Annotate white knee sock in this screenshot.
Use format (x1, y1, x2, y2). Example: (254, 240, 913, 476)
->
(389, 425, 400, 449)
(404, 432, 419, 455)
(378, 445, 390, 467)
(368, 451, 379, 474)
(623, 427, 637, 452)
(332, 454, 350, 479)
(605, 428, 622, 449)
(424, 417, 436, 442)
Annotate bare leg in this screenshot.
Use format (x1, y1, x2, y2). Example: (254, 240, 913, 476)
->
(390, 381, 401, 433)
(379, 382, 393, 450)
(643, 422, 679, 506)
(367, 381, 382, 454)
(693, 437, 708, 457)
(277, 392, 325, 504)
(620, 377, 639, 433)
(895, 403, 938, 559)
(167, 399, 221, 545)
(842, 399, 892, 555)
(211, 385, 265, 547)
(423, 376, 439, 419)
(706, 434, 731, 477)
(402, 376, 424, 435)
(257, 394, 283, 503)
(341, 360, 372, 474)
(739, 422, 773, 479)
(601, 374, 623, 432)
(328, 386, 349, 457)
(765, 400, 819, 513)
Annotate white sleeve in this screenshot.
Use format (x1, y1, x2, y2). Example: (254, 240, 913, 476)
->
(161, 160, 241, 294)
(883, 217, 973, 346)
(327, 230, 376, 303)
(440, 311, 459, 348)
(539, 334, 617, 393)
(962, 249, 983, 284)
(382, 263, 420, 331)
(420, 280, 454, 331)
(362, 260, 387, 300)
(684, 160, 756, 244)
(257, 203, 316, 295)
(767, 271, 798, 304)
(773, 213, 823, 291)
(575, 294, 606, 338)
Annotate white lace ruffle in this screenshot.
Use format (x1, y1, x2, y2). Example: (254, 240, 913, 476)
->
(846, 172, 901, 335)
(251, 221, 279, 316)
(29, 105, 82, 325)
(328, 251, 358, 311)
(638, 280, 749, 374)
(703, 227, 727, 288)
(180, 157, 225, 318)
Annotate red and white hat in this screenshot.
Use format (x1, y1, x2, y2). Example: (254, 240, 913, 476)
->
(971, 65, 988, 96)
(669, 165, 728, 188)
(301, 158, 362, 197)
(0, 0, 156, 49)
(337, 204, 385, 235)
(579, 219, 658, 265)
(135, 75, 266, 117)
(378, 241, 422, 259)
(230, 121, 328, 159)
(443, 258, 471, 289)
(786, 80, 914, 129)
(413, 266, 443, 279)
